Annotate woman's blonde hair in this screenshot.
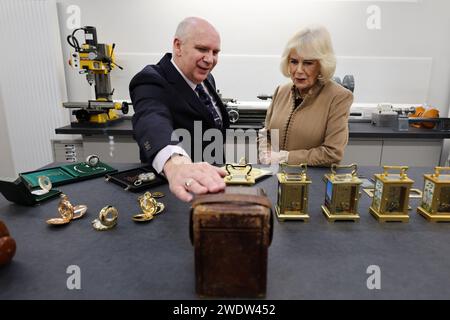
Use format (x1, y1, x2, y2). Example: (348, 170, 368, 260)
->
(280, 25, 336, 83)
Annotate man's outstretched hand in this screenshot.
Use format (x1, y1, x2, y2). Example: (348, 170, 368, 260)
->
(163, 155, 227, 202)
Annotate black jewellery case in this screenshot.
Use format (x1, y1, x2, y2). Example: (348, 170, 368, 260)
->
(105, 166, 166, 192)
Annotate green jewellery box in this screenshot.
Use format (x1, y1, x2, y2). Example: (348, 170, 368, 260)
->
(0, 161, 117, 206)
(0, 178, 61, 206)
(19, 161, 117, 189)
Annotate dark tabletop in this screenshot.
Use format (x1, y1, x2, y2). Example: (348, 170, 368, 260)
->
(55, 119, 450, 139)
(1, 164, 449, 300)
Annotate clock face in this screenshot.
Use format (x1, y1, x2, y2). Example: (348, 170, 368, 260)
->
(438, 186, 450, 213)
(422, 180, 434, 211)
(281, 185, 305, 211)
(385, 186, 404, 212)
(334, 185, 353, 213)
(290, 186, 304, 211)
(373, 179, 383, 211)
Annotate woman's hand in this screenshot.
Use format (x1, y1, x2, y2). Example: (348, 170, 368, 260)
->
(259, 150, 289, 165)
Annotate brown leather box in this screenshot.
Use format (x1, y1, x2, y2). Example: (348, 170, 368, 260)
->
(190, 187, 273, 298)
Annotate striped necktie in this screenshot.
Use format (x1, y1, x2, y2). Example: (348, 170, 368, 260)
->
(195, 84, 223, 129)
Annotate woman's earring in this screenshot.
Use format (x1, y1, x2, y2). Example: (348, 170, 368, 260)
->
(318, 74, 325, 83)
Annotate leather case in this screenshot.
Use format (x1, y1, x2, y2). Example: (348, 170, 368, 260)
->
(190, 187, 273, 297)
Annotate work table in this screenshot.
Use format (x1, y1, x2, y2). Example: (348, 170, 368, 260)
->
(1, 164, 449, 299)
(55, 118, 450, 140)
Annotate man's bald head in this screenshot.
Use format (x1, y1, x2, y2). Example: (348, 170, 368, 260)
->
(172, 17, 221, 84)
(174, 17, 219, 42)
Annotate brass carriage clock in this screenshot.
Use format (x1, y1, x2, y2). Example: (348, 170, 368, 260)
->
(369, 166, 414, 222)
(276, 163, 311, 221)
(417, 167, 450, 222)
(224, 163, 255, 185)
(321, 164, 362, 222)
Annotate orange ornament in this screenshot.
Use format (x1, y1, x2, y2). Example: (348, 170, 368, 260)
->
(409, 106, 425, 128)
(421, 108, 439, 129)
(0, 220, 16, 266)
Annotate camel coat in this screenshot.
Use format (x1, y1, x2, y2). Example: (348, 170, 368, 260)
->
(265, 80, 353, 166)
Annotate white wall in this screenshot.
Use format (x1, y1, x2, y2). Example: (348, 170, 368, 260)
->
(56, 0, 449, 114)
(0, 0, 70, 178)
(0, 0, 448, 178)
(0, 87, 15, 179)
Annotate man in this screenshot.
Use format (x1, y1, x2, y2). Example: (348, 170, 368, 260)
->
(130, 17, 229, 202)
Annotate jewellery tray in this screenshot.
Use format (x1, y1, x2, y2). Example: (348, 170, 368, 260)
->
(105, 167, 165, 192)
(19, 161, 117, 189)
(0, 178, 61, 206)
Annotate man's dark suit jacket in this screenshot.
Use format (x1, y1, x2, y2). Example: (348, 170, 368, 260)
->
(129, 53, 230, 165)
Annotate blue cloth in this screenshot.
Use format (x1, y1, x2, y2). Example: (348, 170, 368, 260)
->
(195, 84, 223, 129)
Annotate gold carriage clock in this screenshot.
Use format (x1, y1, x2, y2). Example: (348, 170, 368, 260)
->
(417, 167, 450, 222)
(321, 164, 362, 222)
(369, 166, 414, 222)
(276, 163, 311, 221)
(224, 163, 255, 185)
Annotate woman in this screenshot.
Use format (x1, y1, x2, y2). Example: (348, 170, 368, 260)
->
(259, 25, 353, 166)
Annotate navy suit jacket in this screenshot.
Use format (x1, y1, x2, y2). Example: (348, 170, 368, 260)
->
(129, 53, 230, 164)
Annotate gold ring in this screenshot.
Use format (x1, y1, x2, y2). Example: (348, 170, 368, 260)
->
(47, 194, 87, 226)
(92, 206, 118, 231)
(152, 191, 165, 198)
(138, 192, 158, 215)
(133, 193, 165, 222)
(47, 194, 73, 225)
(72, 205, 88, 220)
(99, 206, 118, 227)
(46, 217, 71, 225)
(38, 176, 52, 192)
(57, 194, 74, 221)
(132, 213, 154, 222)
(184, 178, 193, 188)
(32, 176, 52, 196)
(154, 202, 165, 215)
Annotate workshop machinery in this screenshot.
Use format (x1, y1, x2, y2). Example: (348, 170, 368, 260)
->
(64, 26, 130, 126)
